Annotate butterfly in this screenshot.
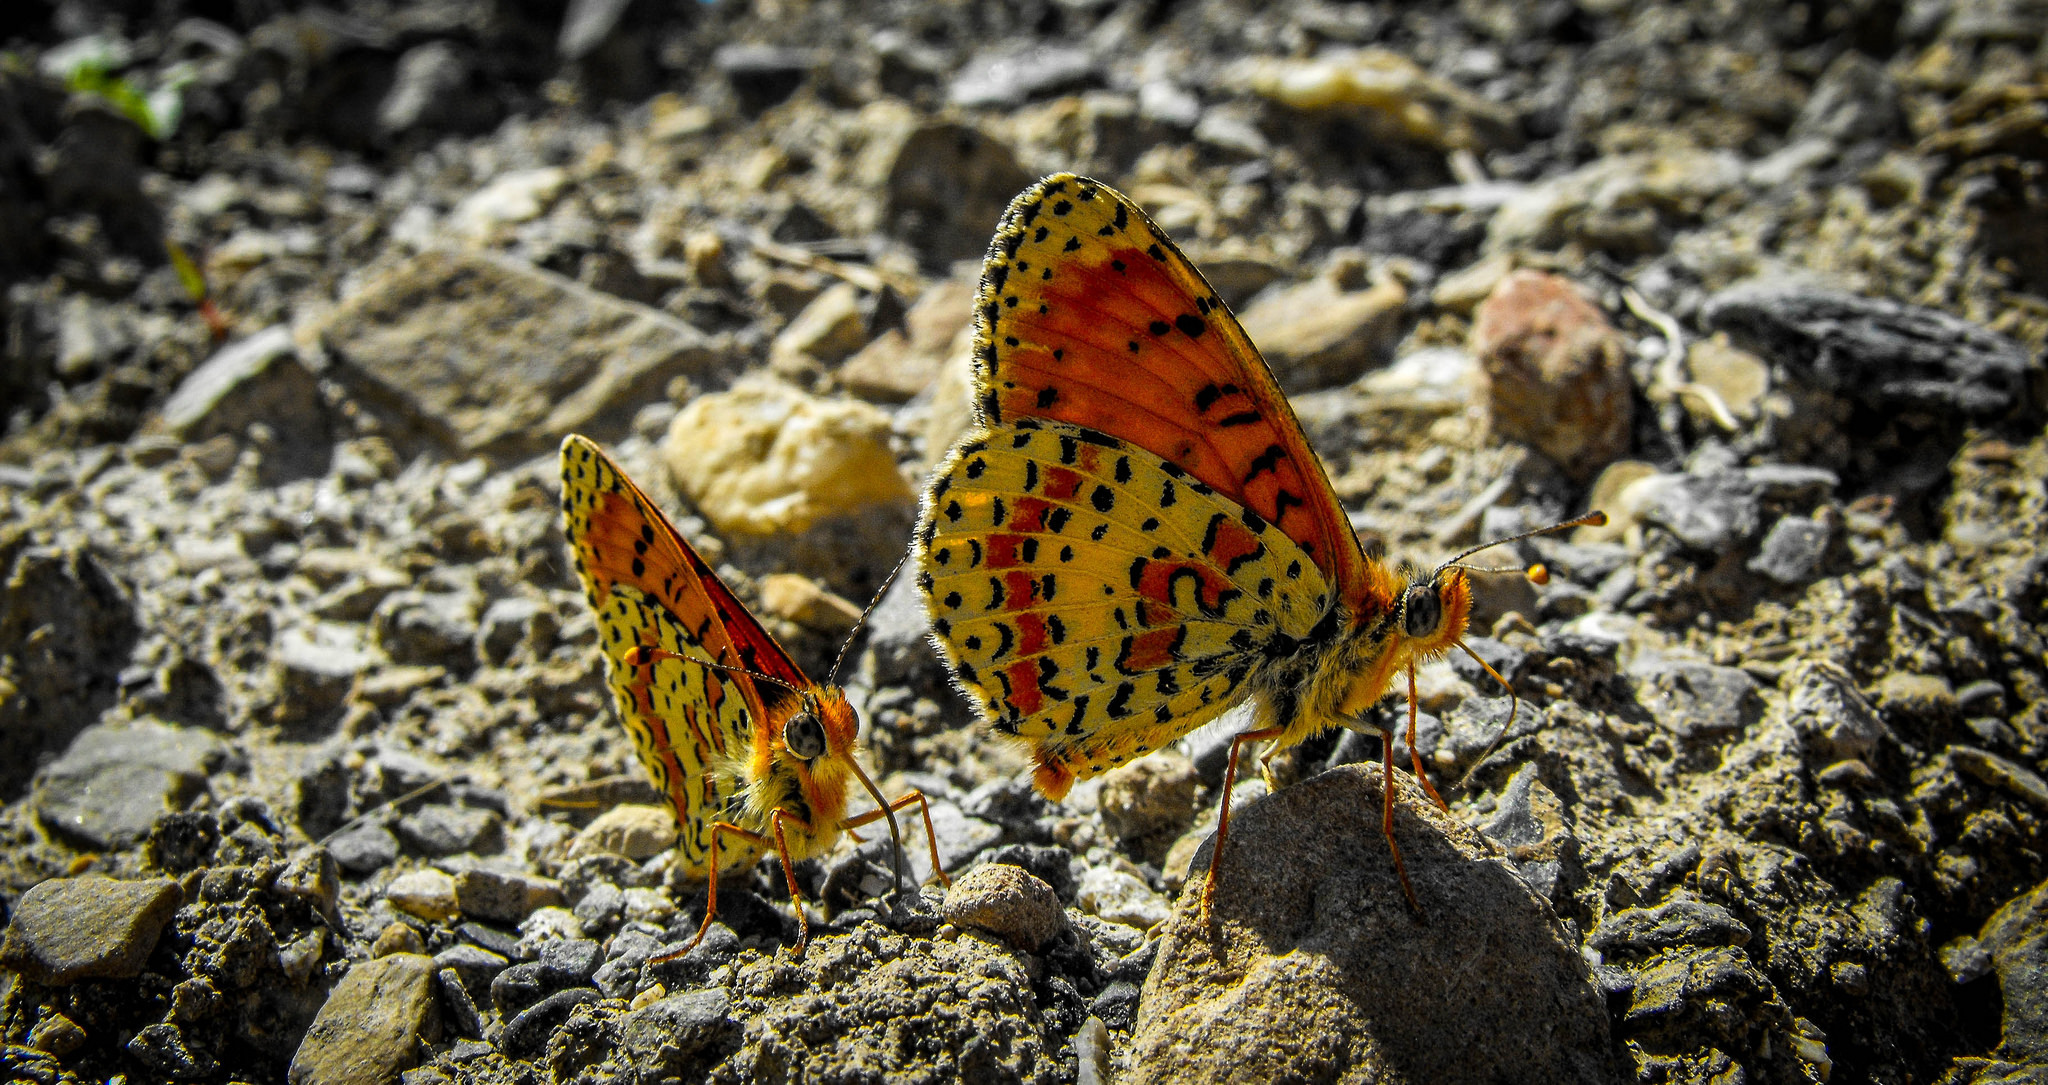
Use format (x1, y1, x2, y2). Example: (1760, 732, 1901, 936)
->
(913, 175, 1600, 910)
(560, 434, 947, 955)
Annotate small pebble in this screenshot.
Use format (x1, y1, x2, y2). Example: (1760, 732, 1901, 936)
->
(941, 864, 1066, 950)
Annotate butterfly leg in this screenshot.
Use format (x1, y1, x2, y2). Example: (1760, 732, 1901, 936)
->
(1407, 666, 1449, 813)
(1377, 732, 1423, 913)
(653, 819, 769, 965)
(1201, 725, 1288, 921)
(842, 790, 952, 888)
(767, 809, 815, 957)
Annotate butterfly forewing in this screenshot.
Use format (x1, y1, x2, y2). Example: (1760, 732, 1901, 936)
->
(975, 175, 1372, 612)
(920, 418, 1331, 791)
(560, 434, 798, 875)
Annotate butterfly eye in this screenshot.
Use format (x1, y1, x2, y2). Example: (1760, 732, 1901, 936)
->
(1402, 583, 1442, 639)
(782, 712, 827, 760)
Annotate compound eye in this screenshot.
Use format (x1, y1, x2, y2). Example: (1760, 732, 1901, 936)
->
(1402, 583, 1442, 639)
(782, 712, 826, 760)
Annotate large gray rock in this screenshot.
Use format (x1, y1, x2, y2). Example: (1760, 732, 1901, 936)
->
(0, 876, 183, 984)
(1132, 764, 1615, 1084)
(314, 248, 720, 462)
(152, 326, 331, 480)
(1705, 281, 2042, 419)
(33, 719, 233, 849)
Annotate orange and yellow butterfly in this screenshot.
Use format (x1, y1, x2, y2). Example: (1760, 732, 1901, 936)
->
(913, 175, 1599, 910)
(560, 434, 946, 954)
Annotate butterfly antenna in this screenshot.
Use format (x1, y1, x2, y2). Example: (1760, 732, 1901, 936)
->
(1449, 641, 1526, 795)
(626, 646, 805, 697)
(827, 551, 910, 689)
(1437, 511, 1608, 577)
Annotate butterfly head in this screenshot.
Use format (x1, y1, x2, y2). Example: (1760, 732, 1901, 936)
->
(1397, 567, 1473, 660)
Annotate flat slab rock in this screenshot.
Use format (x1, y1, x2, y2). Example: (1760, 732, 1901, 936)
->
(1132, 764, 1617, 1085)
(314, 247, 719, 462)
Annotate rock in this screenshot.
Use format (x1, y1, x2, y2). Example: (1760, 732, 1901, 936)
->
(386, 869, 461, 923)
(570, 804, 677, 861)
(838, 277, 975, 403)
(1479, 765, 1581, 903)
(288, 953, 441, 1085)
(880, 121, 1035, 267)
(663, 376, 911, 538)
(272, 621, 378, 731)
(435, 967, 485, 1039)
(490, 961, 551, 1015)
(328, 822, 401, 875)
(316, 248, 718, 462)
(373, 590, 478, 670)
(707, 928, 1053, 1082)
(1628, 655, 1761, 740)
(0, 876, 183, 984)
(941, 863, 1066, 950)
(1472, 270, 1634, 481)
(1683, 335, 1771, 426)
(432, 942, 508, 997)
(373, 921, 426, 958)
(620, 987, 744, 1081)
(376, 41, 490, 139)
(1790, 52, 1902, 146)
(453, 869, 566, 924)
(1750, 514, 1832, 584)
(476, 596, 549, 665)
(446, 167, 567, 239)
(1703, 281, 2041, 420)
(33, 718, 232, 850)
(1227, 49, 1519, 152)
(0, 544, 139, 799)
(1974, 877, 2048, 1065)
(983, 843, 1077, 903)
(1076, 867, 1171, 931)
(395, 804, 501, 857)
(1487, 151, 1745, 256)
(854, 563, 953, 700)
(1590, 899, 1752, 960)
(770, 282, 867, 372)
(1096, 753, 1199, 865)
(948, 44, 1098, 109)
(1636, 471, 1763, 553)
(714, 44, 814, 113)
(1131, 765, 1613, 1084)
(505, 988, 603, 1057)
(152, 326, 331, 480)
(538, 938, 605, 988)
(755, 573, 863, 636)
(1236, 272, 1406, 393)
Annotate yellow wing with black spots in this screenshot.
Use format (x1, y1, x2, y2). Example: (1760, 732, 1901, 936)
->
(916, 418, 1330, 797)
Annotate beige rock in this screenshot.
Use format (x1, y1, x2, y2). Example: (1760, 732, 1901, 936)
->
(1132, 765, 1614, 1084)
(770, 282, 868, 372)
(757, 573, 863, 636)
(1486, 150, 1744, 255)
(572, 803, 680, 861)
(1229, 49, 1520, 152)
(1577, 460, 1661, 543)
(1430, 252, 1516, 315)
(371, 921, 425, 958)
(1097, 753, 1200, 865)
(1238, 272, 1407, 392)
(288, 952, 441, 1085)
(1684, 334, 1770, 424)
(1472, 270, 1634, 481)
(1077, 867, 1171, 931)
(384, 869, 460, 923)
(941, 864, 1066, 950)
(920, 325, 982, 467)
(665, 377, 911, 537)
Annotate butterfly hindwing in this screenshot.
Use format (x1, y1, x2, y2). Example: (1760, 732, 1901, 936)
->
(918, 419, 1331, 793)
(975, 174, 1374, 614)
(560, 435, 786, 875)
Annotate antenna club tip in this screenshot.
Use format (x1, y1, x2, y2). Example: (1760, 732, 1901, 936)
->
(1584, 510, 1608, 527)
(1525, 564, 1550, 586)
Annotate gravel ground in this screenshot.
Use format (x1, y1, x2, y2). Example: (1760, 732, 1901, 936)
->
(2, 1, 2046, 1083)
